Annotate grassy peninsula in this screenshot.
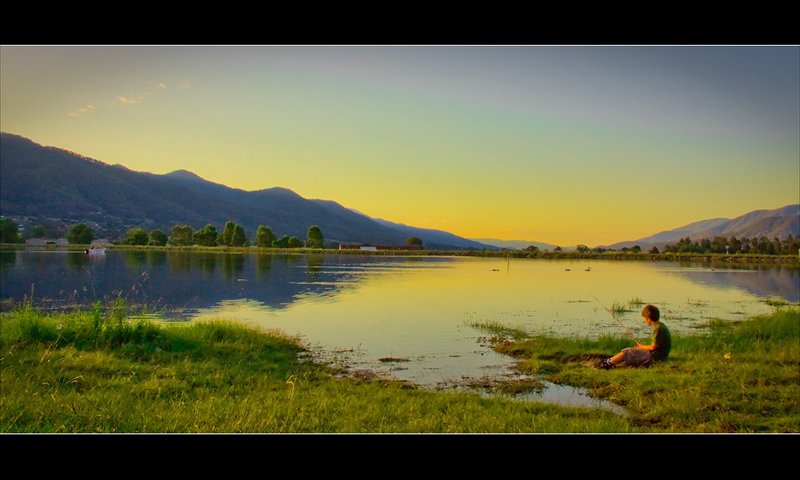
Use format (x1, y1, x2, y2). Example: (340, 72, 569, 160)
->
(1, 301, 797, 433)
(472, 306, 800, 432)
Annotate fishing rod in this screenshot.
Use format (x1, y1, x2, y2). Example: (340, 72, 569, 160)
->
(590, 294, 640, 345)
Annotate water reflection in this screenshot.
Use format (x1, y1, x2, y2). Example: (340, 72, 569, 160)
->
(667, 264, 799, 303)
(1, 249, 797, 397)
(1, 250, 445, 312)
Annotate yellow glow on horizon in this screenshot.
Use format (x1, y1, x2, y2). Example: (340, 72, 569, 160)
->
(2, 46, 797, 247)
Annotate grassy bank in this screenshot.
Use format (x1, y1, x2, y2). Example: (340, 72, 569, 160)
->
(1, 301, 640, 433)
(2, 302, 797, 433)
(473, 307, 800, 432)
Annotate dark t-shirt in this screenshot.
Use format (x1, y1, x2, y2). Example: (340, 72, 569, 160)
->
(651, 322, 671, 361)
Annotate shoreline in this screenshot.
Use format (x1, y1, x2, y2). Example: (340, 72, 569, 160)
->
(2, 304, 797, 432)
(3, 243, 798, 264)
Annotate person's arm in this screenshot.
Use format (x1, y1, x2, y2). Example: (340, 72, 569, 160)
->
(639, 323, 664, 351)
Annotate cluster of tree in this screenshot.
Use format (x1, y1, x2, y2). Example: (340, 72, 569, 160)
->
(587, 246, 644, 254)
(162, 222, 246, 247)
(119, 228, 169, 246)
(307, 226, 324, 249)
(23, 220, 64, 240)
(115, 222, 326, 249)
(191, 225, 217, 246)
(661, 235, 799, 255)
(406, 236, 423, 249)
(1, 218, 23, 243)
(254, 224, 325, 248)
(1, 218, 69, 244)
(220, 221, 249, 247)
(255, 225, 300, 248)
(67, 223, 95, 245)
(272, 235, 304, 248)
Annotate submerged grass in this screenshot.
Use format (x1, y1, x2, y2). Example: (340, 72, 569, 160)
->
(468, 320, 529, 342)
(610, 300, 634, 315)
(487, 307, 800, 432)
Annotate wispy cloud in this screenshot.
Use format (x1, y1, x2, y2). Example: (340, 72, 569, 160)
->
(67, 104, 97, 117)
(68, 78, 182, 118)
(112, 93, 145, 105)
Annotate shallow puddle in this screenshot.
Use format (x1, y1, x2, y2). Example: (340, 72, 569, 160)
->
(434, 379, 627, 416)
(513, 381, 628, 416)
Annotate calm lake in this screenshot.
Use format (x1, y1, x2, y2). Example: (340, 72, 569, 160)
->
(2, 248, 798, 404)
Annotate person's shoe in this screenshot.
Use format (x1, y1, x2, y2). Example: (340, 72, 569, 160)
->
(594, 359, 612, 370)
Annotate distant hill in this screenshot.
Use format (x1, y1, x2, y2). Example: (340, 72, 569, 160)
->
(0, 133, 241, 232)
(601, 205, 799, 251)
(144, 168, 409, 244)
(4, 132, 795, 250)
(0, 132, 484, 248)
(469, 238, 565, 251)
(346, 212, 499, 250)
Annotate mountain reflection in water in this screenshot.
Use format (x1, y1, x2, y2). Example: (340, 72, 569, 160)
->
(2, 248, 797, 390)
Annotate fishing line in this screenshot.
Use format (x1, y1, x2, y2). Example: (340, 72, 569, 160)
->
(590, 293, 639, 345)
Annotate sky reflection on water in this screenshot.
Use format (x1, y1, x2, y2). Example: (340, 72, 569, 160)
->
(2, 249, 797, 390)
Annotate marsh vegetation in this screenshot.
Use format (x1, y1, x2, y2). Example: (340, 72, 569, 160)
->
(2, 298, 796, 432)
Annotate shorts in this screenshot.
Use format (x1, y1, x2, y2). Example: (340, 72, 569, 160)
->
(620, 348, 654, 367)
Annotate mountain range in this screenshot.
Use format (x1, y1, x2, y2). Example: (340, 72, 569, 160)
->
(474, 205, 798, 252)
(1, 132, 796, 250)
(597, 205, 799, 252)
(0, 132, 497, 248)
(468, 239, 562, 251)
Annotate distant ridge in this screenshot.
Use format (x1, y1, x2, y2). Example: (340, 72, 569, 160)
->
(2, 132, 796, 250)
(0, 132, 489, 248)
(601, 205, 799, 251)
(163, 169, 207, 182)
(469, 238, 563, 251)
(351, 214, 499, 250)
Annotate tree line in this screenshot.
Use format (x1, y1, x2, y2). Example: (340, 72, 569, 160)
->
(117, 222, 326, 248)
(2, 218, 425, 250)
(659, 235, 799, 255)
(1, 219, 97, 245)
(519, 235, 799, 256)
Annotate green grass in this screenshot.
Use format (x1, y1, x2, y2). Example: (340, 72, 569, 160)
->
(468, 319, 529, 341)
(487, 307, 800, 432)
(1, 301, 638, 433)
(2, 300, 797, 433)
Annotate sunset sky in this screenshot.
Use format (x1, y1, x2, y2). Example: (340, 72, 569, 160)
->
(2, 46, 798, 246)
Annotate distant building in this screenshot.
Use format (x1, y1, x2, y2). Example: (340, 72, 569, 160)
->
(339, 244, 421, 251)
